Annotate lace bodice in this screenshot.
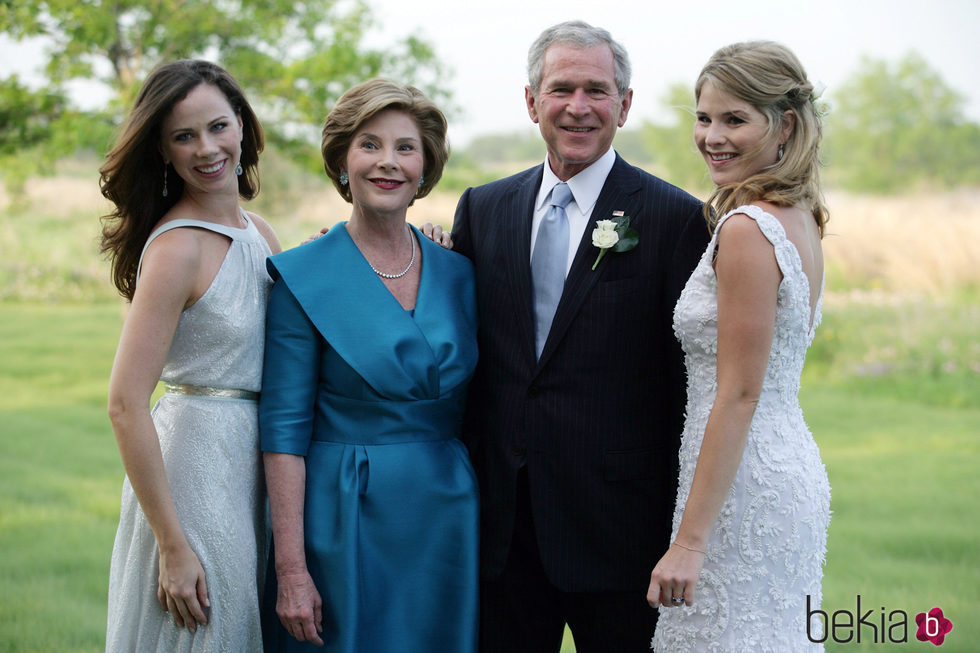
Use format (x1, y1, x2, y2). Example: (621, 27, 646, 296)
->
(652, 204, 831, 652)
(673, 203, 822, 414)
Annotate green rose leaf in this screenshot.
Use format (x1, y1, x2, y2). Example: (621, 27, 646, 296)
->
(613, 227, 639, 252)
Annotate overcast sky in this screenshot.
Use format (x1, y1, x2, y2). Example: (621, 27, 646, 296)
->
(3, 0, 978, 146)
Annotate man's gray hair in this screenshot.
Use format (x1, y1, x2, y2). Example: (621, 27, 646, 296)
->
(527, 20, 632, 98)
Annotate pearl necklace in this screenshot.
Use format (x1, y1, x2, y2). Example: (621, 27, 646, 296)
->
(370, 229, 416, 279)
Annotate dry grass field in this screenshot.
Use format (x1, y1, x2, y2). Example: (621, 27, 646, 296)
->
(820, 189, 980, 296)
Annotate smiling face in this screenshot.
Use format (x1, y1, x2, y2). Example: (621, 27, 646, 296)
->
(694, 80, 790, 187)
(160, 83, 243, 198)
(343, 109, 424, 220)
(526, 43, 632, 181)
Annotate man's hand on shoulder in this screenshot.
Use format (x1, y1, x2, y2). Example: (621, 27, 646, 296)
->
(420, 223, 454, 249)
(301, 226, 330, 245)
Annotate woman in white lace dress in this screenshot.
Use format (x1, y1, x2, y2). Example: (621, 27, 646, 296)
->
(648, 42, 831, 651)
(100, 60, 280, 651)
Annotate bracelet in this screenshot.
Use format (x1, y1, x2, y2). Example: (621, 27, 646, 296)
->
(673, 541, 706, 555)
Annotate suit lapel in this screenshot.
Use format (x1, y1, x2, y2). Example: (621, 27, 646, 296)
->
(537, 156, 642, 367)
(502, 167, 543, 363)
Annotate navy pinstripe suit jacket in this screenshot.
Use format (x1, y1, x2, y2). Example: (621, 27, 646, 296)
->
(452, 154, 709, 592)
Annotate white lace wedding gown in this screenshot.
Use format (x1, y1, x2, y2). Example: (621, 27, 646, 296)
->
(106, 215, 271, 652)
(652, 205, 831, 652)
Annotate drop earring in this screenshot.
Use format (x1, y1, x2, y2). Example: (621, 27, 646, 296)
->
(235, 162, 243, 176)
(339, 172, 348, 186)
(777, 143, 785, 161)
(418, 176, 424, 188)
(162, 164, 168, 198)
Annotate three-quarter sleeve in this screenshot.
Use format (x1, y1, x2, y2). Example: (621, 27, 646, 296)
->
(259, 278, 320, 456)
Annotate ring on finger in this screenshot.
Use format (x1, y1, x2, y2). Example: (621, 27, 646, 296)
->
(671, 596, 684, 605)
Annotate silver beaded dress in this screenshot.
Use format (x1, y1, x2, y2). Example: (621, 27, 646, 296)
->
(106, 213, 272, 652)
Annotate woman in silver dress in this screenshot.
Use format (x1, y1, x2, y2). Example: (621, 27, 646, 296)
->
(100, 60, 280, 652)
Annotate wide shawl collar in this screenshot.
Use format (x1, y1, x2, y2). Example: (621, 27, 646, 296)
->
(267, 223, 477, 400)
(500, 155, 646, 372)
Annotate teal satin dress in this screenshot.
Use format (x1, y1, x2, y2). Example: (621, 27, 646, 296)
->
(259, 224, 479, 653)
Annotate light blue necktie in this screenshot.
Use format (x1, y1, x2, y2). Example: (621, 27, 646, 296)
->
(531, 182, 573, 359)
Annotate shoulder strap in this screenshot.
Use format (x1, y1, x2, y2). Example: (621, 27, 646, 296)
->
(716, 204, 805, 281)
(715, 204, 786, 245)
(135, 210, 251, 285)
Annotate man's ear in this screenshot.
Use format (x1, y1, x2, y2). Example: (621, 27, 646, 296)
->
(525, 86, 540, 124)
(617, 88, 634, 128)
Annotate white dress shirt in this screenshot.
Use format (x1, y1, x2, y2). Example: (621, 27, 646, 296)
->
(530, 147, 617, 276)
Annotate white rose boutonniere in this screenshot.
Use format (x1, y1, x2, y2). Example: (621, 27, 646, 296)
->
(591, 212, 639, 270)
(592, 220, 620, 249)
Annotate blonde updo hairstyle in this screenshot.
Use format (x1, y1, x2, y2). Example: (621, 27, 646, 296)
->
(321, 78, 449, 204)
(696, 41, 828, 236)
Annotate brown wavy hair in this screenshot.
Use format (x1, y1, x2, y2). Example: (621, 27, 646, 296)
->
(696, 41, 828, 236)
(99, 60, 264, 300)
(320, 78, 449, 204)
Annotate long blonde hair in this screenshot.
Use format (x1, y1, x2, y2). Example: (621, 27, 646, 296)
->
(696, 41, 828, 236)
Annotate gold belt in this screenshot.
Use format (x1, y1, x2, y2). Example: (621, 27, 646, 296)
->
(163, 382, 259, 401)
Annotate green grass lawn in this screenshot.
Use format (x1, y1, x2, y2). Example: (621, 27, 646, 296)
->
(807, 386, 978, 651)
(1, 301, 977, 652)
(0, 302, 122, 653)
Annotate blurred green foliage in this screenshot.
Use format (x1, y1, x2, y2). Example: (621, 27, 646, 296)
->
(0, 75, 66, 155)
(638, 52, 980, 194)
(461, 129, 547, 167)
(0, 0, 451, 185)
(2, 3, 978, 199)
(805, 290, 980, 410)
(0, 75, 114, 195)
(822, 52, 980, 192)
(449, 127, 654, 184)
(640, 82, 713, 194)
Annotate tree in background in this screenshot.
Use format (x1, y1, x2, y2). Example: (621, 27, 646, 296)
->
(641, 55, 980, 195)
(0, 0, 451, 187)
(0, 75, 113, 193)
(824, 52, 980, 192)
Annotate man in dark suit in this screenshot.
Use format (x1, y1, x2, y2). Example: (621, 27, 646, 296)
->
(451, 20, 710, 652)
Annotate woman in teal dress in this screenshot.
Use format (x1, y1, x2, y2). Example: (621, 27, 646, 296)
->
(259, 79, 478, 652)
